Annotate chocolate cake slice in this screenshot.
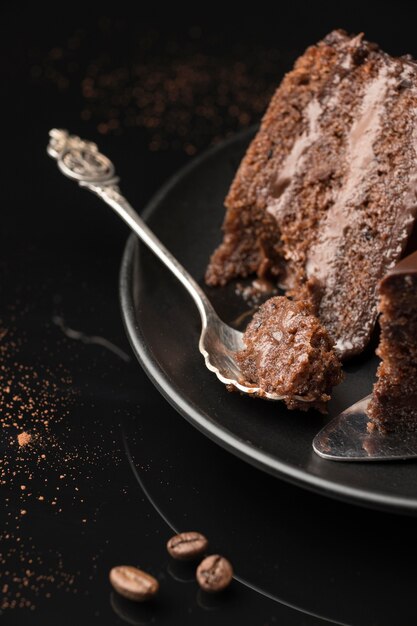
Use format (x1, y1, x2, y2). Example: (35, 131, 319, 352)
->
(236, 296, 342, 412)
(206, 30, 417, 358)
(367, 252, 417, 432)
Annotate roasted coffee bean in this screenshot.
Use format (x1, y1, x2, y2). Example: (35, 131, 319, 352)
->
(167, 531, 208, 561)
(109, 565, 159, 602)
(196, 554, 233, 592)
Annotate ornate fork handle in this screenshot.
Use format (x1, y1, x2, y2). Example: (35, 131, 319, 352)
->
(47, 129, 215, 323)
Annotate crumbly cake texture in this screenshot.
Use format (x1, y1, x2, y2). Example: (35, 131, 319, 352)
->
(367, 252, 417, 432)
(206, 30, 417, 359)
(236, 297, 342, 413)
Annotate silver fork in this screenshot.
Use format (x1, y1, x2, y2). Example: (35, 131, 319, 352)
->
(47, 129, 300, 402)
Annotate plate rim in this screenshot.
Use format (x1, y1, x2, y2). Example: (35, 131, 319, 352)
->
(119, 129, 417, 515)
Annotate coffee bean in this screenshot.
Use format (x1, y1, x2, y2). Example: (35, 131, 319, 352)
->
(109, 565, 159, 602)
(167, 531, 208, 561)
(196, 555, 233, 592)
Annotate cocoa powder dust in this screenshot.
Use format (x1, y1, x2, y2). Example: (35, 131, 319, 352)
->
(32, 21, 293, 155)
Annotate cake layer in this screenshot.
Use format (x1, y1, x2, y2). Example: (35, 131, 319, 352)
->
(367, 251, 417, 432)
(206, 30, 417, 358)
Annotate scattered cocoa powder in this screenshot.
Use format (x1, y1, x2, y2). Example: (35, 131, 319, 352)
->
(0, 324, 121, 612)
(31, 21, 291, 154)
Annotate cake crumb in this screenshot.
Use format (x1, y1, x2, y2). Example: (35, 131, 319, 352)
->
(236, 296, 342, 412)
(17, 432, 31, 447)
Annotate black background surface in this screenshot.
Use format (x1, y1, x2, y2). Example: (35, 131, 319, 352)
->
(2, 5, 417, 625)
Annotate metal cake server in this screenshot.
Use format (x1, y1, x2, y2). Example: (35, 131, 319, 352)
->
(47, 128, 311, 403)
(313, 395, 417, 461)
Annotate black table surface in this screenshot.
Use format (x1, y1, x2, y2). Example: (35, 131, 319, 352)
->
(3, 7, 417, 625)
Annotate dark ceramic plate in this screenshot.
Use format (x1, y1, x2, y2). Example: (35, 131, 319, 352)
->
(120, 129, 417, 515)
